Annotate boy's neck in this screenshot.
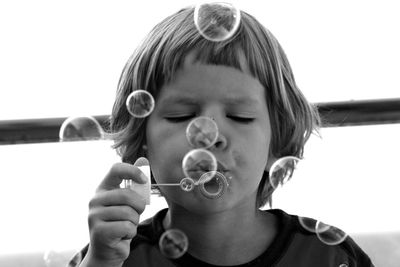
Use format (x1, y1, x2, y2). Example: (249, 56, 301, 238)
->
(162, 202, 278, 266)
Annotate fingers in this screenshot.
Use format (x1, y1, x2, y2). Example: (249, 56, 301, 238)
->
(85, 159, 150, 265)
(88, 189, 146, 244)
(97, 160, 148, 192)
(89, 197, 141, 222)
(89, 188, 146, 215)
(91, 220, 138, 243)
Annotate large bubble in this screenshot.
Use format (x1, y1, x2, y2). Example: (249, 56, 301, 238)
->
(59, 116, 104, 142)
(194, 2, 241, 42)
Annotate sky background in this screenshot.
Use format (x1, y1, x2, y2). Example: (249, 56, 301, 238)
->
(0, 0, 399, 261)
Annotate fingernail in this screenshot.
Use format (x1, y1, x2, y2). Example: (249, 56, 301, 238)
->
(135, 157, 149, 167)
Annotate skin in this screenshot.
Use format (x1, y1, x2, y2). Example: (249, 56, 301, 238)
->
(80, 161, 147, 267)
(145, 55, 278, 265)
(81, 54, 279, 267)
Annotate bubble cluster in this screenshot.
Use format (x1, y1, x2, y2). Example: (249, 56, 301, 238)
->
(159, 229, 189, 259)
(298, 216, 348, 246)
(126, 89, 155, 118)
(194, 2, 241, 42)
(59, 116, 104, 142)
(269, 156, 300, 189)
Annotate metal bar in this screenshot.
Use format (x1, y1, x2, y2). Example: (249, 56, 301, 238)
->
(316, 98, 400, 127)
(0, 98, 399, 145)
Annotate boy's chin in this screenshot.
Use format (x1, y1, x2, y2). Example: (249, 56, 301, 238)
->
(170, 190, 233, 214)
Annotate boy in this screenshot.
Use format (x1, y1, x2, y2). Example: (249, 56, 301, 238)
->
(70, 5, 374, 267)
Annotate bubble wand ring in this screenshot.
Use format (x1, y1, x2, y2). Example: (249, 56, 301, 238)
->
(153, 171, 229, 199)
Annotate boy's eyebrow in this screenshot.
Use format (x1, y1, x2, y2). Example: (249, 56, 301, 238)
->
(159, 96, 261, 106)
(158, 96, 199, 106)
(223, 97, 261, 106)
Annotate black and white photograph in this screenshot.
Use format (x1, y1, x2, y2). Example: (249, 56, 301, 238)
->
(0, 1, 399, 266)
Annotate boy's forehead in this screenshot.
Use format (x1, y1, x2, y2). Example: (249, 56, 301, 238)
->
(157, 59, 266, 107)
(182, 49, 252, 75)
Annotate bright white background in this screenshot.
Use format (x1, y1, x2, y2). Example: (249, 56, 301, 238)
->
(0, 0, 399, 264)
(1, 0, 399, 120)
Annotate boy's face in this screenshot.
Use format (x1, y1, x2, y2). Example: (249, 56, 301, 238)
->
(146, 56, 273, 213)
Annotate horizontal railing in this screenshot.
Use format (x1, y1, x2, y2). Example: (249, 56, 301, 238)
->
(1, 98, 399, 145)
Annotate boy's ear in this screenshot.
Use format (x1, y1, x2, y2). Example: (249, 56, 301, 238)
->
(140, 143, 148, 157)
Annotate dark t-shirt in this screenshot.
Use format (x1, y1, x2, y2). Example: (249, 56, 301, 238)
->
(69, 208, 374, 267)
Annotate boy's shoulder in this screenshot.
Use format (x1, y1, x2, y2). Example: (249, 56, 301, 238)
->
(267, 209, 374, 267)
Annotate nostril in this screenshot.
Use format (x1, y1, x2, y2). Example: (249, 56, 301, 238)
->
(212, 133, 227, 149)
(214, 140, 222, 148)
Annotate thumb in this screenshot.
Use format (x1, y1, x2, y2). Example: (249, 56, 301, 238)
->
(97, 158, 149, 192)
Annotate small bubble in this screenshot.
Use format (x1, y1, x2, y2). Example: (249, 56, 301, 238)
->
(316, 221, 348, 245)
(182, 148, 217, 181)
(59, 116, 104, 141)
(186, 116, 218, 148)
(269, 156, 300, 189)
(194, 2, 241, 42)
(159, 229, 189, 259)
(180, 177, 195, 192)
(126, 90, 155, 118)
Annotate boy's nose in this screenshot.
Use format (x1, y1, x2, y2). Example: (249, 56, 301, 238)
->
(211, 130, 227, 150)
(202, 114, 227, 150)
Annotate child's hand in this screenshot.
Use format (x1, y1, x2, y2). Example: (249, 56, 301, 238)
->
(82, 160, 148, 267)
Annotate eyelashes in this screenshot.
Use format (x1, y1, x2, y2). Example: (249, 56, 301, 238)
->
(165, 115, 194, 122)
(165, 115, 255, 124)
(227, 116, 255, 123)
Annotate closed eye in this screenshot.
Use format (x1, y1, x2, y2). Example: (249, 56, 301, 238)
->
(165, 115, 194, 122)
(228, 116, 255, 123)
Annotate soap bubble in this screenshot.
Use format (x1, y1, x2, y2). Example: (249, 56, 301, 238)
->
(159, 229, 189, 259)
(194, 2, 241, 42)
(198, 171, 228, 199)
(126, 89, 155, 118)
(298, 216, 319, 233)
(186, 116, 219, 148)
(269, 156, 300, 189)
(180, 177, 196, 192)
(182, 148, 217, 181)
(59, 116, 104, 141)
(316, 221, 348, 245)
